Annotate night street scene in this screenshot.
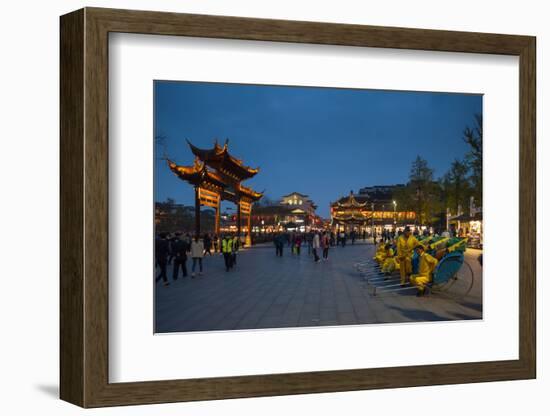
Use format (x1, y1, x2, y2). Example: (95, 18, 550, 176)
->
(154, 81, 483, 333)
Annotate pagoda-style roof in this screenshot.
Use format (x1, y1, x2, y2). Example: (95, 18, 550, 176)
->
(187, 139, 259, 181)
(238, 184, 264, 202)
(167, 158, 226, 191)
(168, 157, 263, 204)
(332, 212, 369, 223)
(333, 191, 368, 208)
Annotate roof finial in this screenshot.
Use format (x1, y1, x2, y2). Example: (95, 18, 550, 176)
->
(193, 156, 203, 170)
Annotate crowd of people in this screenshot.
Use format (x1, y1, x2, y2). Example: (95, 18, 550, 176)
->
(372, 226, 469, 296)
(156, 225, 471, 293)
(156, 228, 359, 286)
(272, 229, 361, 263)
(155, 232, 242, 286)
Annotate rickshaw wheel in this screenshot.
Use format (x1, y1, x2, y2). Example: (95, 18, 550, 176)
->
(431, 259, 474, 301)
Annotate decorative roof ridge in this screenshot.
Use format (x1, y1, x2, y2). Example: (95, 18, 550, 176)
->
(187, 138, 260, 176)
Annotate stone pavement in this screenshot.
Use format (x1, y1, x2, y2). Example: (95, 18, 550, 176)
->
(155, 242, 482, 333)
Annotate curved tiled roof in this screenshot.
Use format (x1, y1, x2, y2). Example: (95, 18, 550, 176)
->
(187, 139, 259, 180)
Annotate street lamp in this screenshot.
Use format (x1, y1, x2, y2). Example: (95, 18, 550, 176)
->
(393, 200, 397, 225)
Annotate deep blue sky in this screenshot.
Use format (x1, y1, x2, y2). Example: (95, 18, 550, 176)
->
(154, 81, 482, 218)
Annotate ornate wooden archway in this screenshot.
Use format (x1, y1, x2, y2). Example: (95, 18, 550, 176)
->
(167, 139, 263, 246)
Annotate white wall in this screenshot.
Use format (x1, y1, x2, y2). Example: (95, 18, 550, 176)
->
(0, 0, 546, 414)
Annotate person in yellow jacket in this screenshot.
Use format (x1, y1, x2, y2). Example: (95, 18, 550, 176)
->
(221, 234, 233, 272)
(373, 239, 386, 264)
(396, 226, 418, 286)
(381, 243, 399, 275)
(410, 244, 439, 296)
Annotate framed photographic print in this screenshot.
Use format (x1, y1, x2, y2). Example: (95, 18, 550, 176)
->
(60, 7, 536, 408)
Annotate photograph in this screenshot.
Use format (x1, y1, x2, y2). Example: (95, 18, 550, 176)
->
(153, 80, 483, 333)
(1, 0, 541, 412)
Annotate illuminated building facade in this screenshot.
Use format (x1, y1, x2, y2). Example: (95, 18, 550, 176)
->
(447, 196, 483, 248)
(280, 192, 317, 214)
(250, 192, 322, 233)
(331, 188, 416, 232)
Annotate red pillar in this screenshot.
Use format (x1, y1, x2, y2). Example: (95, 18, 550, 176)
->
(194, 186, 200, 238)
(236, 200, 242, 237)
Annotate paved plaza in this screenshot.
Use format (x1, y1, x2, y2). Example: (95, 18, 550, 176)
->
(155, 242, 482, 333)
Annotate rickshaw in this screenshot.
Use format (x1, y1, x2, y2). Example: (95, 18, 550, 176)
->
(356, 237, 474, 299)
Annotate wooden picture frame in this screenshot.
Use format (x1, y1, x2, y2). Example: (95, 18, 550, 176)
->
(60, 7, 536, 408)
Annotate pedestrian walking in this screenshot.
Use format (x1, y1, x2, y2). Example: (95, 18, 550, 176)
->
(274, 232, 284, 257)
(321, 231, 330, 260)
(184, 233, 192, 249)
(312, 232, 320, 262)
(221, 234, 233, 271)
(213, 234, 219, 252)
(171, 232, 189, 281)
(167, 233, 176, 265)
(155, 232, 170, 286)
(340, 231, 346, 247)
(190, 235, 204, 277)
(231, 234, 240, 267)
(203, 233, 212, 256)
(295, 234, 302, 255)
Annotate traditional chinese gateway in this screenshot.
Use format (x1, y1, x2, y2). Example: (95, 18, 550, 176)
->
(167, 139, 263, 245)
